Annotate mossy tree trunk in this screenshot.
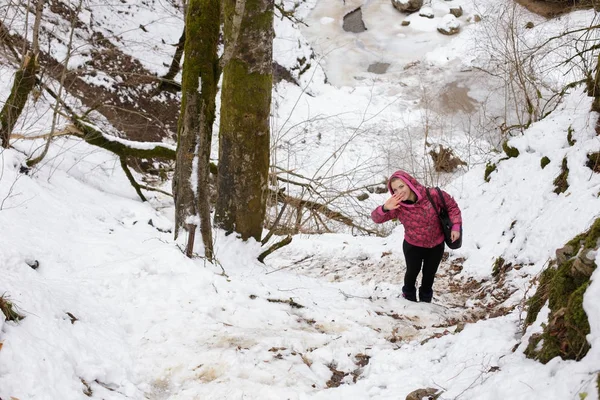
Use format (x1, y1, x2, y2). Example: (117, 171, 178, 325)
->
(589, 52, 600, 139)
(589, 53, 600, 113)
(0, 0, 44, 149)
(173, 0, 220, 259)
(215, 0, 274, 242)
(0, 53, 38, 148)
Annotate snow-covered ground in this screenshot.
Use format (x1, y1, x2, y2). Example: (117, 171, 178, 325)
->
(1, 0, 599, 399)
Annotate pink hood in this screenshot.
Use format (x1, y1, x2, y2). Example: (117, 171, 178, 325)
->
(387, 170, 426, 202)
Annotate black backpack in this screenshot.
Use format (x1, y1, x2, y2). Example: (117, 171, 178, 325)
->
(425, 187, 463, 250)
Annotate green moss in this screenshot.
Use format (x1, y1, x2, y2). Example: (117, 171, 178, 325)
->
(2, 53, 39, 149)
(566, 233, 585, 252)
(525, 267, 555, 326)
(524, 218, 599, 364)
(484, 162, 497, 182)
(523, 333, 543, 359)
(216, 0, 274, 242)
(583, 218, 600, 250)
(553, 157, 569, 194)
(502, 140, 520, 158)
(535, 329, 562, 364)
(566, 284, 591, 359)
(540, 156, 551, 169)
(567, 126, 577, 146)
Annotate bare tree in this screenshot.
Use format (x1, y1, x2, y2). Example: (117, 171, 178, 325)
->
(27, 0, 82, 167)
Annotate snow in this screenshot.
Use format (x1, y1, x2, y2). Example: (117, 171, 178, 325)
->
(1, 0, 600, 399)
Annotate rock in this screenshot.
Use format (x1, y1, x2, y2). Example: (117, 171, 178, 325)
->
(556, 244, 575, 264)
(367, 62, 390, 74)
(571, 257, 595, 278)
(449, 6, 463, 17)
(406, 388, 442, 400)
(356, 193, 369, 201)
(437, 14, 460, 35)
(401, 20, 411, 26)
(391, 0, 423, 14)
(25, 259, 40, 269)
(585, 249, 597, 263)
(419, 6, 434, 18)
(343, 7, 367, 33)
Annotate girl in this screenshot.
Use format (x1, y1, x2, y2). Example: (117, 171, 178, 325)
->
(371, 170, 462, 302)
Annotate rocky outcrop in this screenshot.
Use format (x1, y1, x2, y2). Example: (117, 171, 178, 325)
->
(524, 218, 599, 363)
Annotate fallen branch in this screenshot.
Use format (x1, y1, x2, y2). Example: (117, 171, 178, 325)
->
(258, 234, 292, 263)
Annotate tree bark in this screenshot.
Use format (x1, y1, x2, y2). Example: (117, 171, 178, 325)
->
(173, 0, 220, 260)
(589, 53, 600, 113)
(159, 29, 186, 91)
(215, 0, 274, 242)
(0, 52, 38, 148)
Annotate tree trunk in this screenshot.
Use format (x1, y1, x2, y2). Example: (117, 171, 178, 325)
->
(0, 52, 38, 148)
(173, 0, 220, 260)
(215, 0, 274, 242)
(159, 29, 186, 91)
(590, 53, 600, 113)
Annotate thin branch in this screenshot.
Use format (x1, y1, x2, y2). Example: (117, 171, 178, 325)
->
(258, 235, 292, 263)
(120, 156, 147, 202)
(261, 201, 288, 245)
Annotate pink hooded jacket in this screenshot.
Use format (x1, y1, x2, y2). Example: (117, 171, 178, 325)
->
(371, 171, 462, 248)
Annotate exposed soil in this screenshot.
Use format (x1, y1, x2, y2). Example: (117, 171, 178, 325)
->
(38, 29, 181, 142)
(513, 0, 594, 18)
(279, 249, 519, 340)
(1, 5, 181, 143)
(437, 82, 477, 114)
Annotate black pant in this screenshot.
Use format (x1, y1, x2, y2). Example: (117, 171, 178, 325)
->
(402, 240, 444, 301)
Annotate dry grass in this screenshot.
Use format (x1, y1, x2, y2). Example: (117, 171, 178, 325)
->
(0, 295, 24, 322)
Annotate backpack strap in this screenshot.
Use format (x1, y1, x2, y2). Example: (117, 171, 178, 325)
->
(435, 187, 449, 211)
(425, 188, 441, 217)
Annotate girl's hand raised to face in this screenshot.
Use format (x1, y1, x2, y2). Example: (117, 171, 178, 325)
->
(383, 193, 402, 211)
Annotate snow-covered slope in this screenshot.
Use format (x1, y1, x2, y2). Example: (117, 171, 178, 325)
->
(1, 0, 599, 399)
